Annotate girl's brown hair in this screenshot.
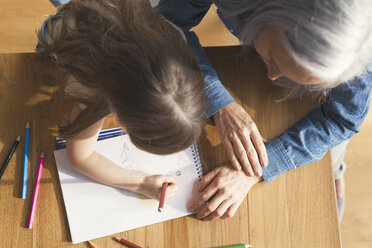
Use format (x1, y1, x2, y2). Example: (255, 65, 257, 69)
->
(38, 0, 206, 154)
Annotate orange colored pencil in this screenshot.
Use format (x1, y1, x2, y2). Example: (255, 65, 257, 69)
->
(114, 237, 142, 248)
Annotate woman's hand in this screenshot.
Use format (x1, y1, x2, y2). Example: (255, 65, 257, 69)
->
(213, 102, 268, 177)
(138, 175, 178, 200)
(188, 164, 261, 221)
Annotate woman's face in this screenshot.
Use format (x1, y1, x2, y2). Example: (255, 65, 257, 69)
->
(254, 26, 324, 85)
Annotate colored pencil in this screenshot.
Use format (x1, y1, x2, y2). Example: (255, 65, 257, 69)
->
(0, 135, 21, 180)
(21, 122, 30, 199)
(55, 127, 124, 150)
(88, 240, 99, 248)
(114, 237, 142, 248)
(27, 152, 44, 229)
(97, 127, 123, 135)
(158, 182, 168, 212)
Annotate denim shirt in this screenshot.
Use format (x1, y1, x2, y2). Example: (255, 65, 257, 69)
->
(156, 0, 372, 183)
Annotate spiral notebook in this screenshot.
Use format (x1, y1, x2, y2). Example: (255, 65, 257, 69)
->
(54, 134, 203, 244)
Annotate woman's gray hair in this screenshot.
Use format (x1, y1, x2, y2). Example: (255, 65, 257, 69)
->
(214, 0, 372, 95)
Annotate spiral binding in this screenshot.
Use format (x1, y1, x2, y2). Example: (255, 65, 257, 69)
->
(191, 144, 203, 178)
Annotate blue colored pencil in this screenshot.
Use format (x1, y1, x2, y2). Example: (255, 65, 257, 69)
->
(55, 127, 123, 144)
(22, 122, 30, 199)
(97, 127, 122, 135)
(55, 127, 124, 150)
(96, 131, 124, 141)
(55, 128, 123, 145)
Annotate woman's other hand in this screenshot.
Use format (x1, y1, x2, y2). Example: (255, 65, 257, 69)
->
(188, 164, 261, 221)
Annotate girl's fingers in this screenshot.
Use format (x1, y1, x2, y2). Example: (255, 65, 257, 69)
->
(163, 175, 177, 184)
(165, 184, 178, 199)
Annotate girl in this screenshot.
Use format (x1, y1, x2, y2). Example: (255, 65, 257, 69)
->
(37, 0, 206, 200)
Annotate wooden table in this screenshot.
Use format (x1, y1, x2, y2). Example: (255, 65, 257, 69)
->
(0, 1, 237, 54)
(0, 49, 341, 247)
(0, 0, 55, 53)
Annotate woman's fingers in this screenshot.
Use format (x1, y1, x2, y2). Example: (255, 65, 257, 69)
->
(198, 167, 221, 192)
(220, 203, 239, 219)
(196, 192, 226, 219)
(202, 199, 233, 221)
(251, 129, 268, 167)
(214, 102, 268, 177)
(238, 130, 262, 176)
(189, 182, 218, 212)
(224, 138, 242, 171)
(230, 133, 254, 176)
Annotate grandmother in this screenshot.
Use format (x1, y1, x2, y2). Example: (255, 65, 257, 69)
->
(157, 0, 372, 221)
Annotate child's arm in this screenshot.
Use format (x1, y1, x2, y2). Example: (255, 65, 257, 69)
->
(65, 106, 177, 200)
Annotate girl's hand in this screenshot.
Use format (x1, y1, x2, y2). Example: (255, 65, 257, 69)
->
(138, 175, 178, 200)
(213, 102, 268, 177)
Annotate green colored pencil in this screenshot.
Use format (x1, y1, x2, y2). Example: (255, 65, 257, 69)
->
(220, 245, 252, 248)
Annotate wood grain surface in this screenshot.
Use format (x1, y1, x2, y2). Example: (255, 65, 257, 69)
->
(0, 48, 340, 248)
(341, 110, 372, 248)
(0, 0, 55, 53)
(0, 1, 237, 54)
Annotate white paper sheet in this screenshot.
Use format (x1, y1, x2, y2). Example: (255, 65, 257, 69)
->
(54, 135, 202, 244)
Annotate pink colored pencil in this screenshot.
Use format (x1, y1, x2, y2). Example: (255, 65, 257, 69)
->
(27, 152, 44, 229)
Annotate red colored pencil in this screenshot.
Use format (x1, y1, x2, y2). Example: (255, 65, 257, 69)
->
(88, 240, 99, 248)
(114, 236, 142, 248)
(158, 182, 168, 212)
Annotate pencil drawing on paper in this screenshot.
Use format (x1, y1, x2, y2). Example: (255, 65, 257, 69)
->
(119, 141, 133, 169)
(117, 135, 192, 176)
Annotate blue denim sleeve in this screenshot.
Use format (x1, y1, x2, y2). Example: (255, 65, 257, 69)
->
(183, 31, 235, 117)
(157, 0, 235, 118)
(36, 18, 50, 54)
(157, 0, 212, 30)
(262, 68, 372, 183)
(36, 14, 61, 64)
